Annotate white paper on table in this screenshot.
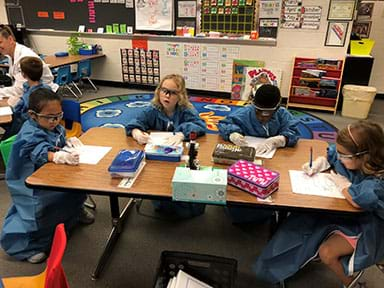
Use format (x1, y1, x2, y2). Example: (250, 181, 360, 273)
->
(73, 145, 112, 165)
(174, 270, 213, 288)
(289, 170, 345, 199)
(244, 136, 276, 159)
(0, 106, 13, 116)
(149, 132, 182, 147)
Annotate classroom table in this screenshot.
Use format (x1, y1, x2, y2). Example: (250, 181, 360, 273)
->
(0, 99, 12, 124)
(43, 53, 105, 69)
(26, 127, 361, 279)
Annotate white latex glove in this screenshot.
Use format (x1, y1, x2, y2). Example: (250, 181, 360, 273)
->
(164, 132, 184, 146)
(302, 156, 331, 176)
(66, 137, 83, 149)
(131, 128, 150, 145)
(326, 170, 352, 191)
(254, 135, 286, 155)
(229, 132, 248, 146)
(53, 151, 80, 165)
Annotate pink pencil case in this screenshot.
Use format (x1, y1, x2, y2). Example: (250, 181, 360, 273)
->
(227, 160, 279, 199)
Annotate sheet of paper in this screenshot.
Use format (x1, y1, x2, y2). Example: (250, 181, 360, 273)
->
(73, 145, 112, 165)
(244, 136, 276, 159)
(289, 170, 345, 199)
(174, 270, 213, 288)
(118, 162, 146, 189)
(0, 106, 13, 116)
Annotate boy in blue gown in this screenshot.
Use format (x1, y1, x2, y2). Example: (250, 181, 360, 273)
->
(1, 88, 94, 264)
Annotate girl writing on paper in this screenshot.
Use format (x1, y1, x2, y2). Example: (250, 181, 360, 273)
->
(1, 88, 94, 264)
(125, 74, 207, 218)
(254, 120, 384, 288)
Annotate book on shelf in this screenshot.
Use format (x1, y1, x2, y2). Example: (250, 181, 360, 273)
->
(300, 69, 327, 78)
(299, 78, 320, 88)
(292, 86, 319, 97)
(212, 143, 256, 164)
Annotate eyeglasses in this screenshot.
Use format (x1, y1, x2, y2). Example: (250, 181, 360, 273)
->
(337, 150, 368, 160)
(253, 104, 279, 116)
(159, 87, 180, 96)
(32, 111, 64, 122)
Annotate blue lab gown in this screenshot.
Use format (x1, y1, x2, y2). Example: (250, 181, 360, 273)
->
(218, 105, 300, 147)
(253, 145, 384, 284)
(125, 104, 207, 218)
(0, 119, 86, 260)
(125, 104, 206, 139)
(2, 82, 50, 140)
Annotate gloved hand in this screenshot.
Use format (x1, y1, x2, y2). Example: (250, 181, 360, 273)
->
(132, 128, 150, 145)
(254, 135, 286, 155)
(302, 156, 331, 176)
(164, 132, 184, 146)
(53, 151, 80, 165)
(229, 132, 248, 146)
(326, 170, 351, 191)
(66, 137, 83, 149)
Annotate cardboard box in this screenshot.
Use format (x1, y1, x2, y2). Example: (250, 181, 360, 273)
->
(172, 167, 227, 204)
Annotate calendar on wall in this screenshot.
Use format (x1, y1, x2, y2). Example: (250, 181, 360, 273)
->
(200, 0, 257, 34)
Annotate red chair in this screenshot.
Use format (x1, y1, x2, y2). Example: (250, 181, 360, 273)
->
(1, 224, 69, 288)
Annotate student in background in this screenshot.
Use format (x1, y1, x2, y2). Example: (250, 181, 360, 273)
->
(1, 88, 94, 264)
(254, 120, 384, 288)
(218, 84, 300, 154)
(2, 56, 50, 140)
(218, 84, 300, 223)
(0, 25, 58, 107)
(125, 74, 207, 218)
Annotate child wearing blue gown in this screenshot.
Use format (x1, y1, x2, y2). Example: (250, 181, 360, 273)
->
(254, 120, 384, 288)
(2, 56, 50, 140)
(218, 84, 300, 223)
(125, 74, 207, 218)
(1, 88, 94, 264)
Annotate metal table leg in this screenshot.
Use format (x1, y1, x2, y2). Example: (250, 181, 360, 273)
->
(91, 195, 135, 279)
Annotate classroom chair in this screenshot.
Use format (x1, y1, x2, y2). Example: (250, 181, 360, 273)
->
(61, 99, 82, 138)
(72, 59, 97, 92)
(54, 65, 79, 99)
(0, 134, 17, 180)
(0, 223, 70, 288)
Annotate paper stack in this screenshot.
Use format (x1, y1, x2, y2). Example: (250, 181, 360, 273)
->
(167, 270, 213, 288)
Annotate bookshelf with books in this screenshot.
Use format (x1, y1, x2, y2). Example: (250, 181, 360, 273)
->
(287, 57, 344, 114)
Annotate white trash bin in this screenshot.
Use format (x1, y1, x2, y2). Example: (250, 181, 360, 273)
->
(342, 85, 377, 119)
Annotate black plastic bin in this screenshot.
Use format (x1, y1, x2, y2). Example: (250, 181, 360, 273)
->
(153, 251, 237, 288)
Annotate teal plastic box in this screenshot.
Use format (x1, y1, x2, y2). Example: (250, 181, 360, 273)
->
(172, 167, 227, 205)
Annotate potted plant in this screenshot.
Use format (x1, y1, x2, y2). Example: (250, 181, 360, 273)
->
(67, 33, 84, 55)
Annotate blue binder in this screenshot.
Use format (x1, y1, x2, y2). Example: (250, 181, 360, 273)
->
(108, 150, 145, 178)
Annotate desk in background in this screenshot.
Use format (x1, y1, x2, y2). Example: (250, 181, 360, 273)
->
(26, 128, 360, 278)
(0, 99, 12, 124)
(44, 53, 105, 69)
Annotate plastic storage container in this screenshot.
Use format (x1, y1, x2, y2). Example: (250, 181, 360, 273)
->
(342, 85, 377, 119)
(153, 251, 237, 288)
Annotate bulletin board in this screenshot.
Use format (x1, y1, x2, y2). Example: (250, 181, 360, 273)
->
(200, 0, 257, 34)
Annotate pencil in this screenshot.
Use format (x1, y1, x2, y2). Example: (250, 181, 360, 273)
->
(309, 146, 313, 168)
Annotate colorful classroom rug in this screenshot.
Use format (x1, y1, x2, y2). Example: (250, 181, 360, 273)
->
(80, 93, 338, 142)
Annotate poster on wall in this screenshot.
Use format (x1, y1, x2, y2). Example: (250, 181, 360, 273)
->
(121, 48, 160, 85)
(325, 21, 349, 46)
(241, 67, 282, 101)
(357, 2, 374, 20)
(327, 0, 355, 21)
(352, 21, 371, 38)
(135, 0, 174, 31)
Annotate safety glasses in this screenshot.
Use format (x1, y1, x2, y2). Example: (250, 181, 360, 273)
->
(159, 87, 180, 97)
(32, 111, 64, 123)
(253, 103, 279, 116)
(337, 150, 368, 160)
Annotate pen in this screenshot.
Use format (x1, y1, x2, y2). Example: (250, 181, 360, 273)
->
(309, 146, 313, 168)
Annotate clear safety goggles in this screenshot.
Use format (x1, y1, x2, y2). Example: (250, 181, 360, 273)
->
(32, 111, 64, 123)
(253, 103, 279, 116)
(337, 150, 368, 160)
(159, 87, 180, 97)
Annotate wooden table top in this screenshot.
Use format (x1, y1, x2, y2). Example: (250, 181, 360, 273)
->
(0, 98, 12, 124)
(43, 53, 105, 68)
(26, 127, 360, 213)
